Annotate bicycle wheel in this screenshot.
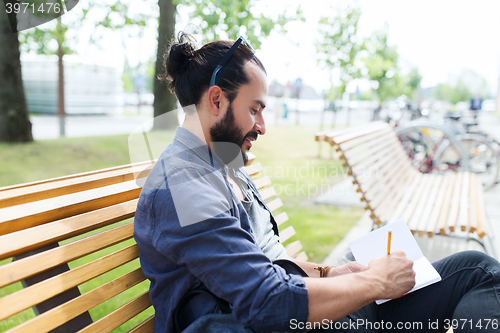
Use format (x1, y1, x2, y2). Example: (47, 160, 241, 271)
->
(434, 134, 500, 190)
(396, 128, 438, 173)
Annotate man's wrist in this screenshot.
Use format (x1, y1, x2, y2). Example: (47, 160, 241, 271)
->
(314, 265, 332, 278)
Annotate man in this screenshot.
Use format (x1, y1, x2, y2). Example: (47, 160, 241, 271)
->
(134, 33, 500, 332)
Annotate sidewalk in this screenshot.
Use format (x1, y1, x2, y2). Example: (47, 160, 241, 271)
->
(320, 112, 500, 266)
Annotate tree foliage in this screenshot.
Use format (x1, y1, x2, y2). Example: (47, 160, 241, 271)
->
(362, 27, 421, 103)
(19, 1, 152, 57)
(432, 69, 490, 104)
(316, 4, 363, 100)
(175, 0, 301, 49)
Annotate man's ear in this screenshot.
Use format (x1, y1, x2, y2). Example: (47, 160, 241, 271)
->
(207, 85, 224, 116)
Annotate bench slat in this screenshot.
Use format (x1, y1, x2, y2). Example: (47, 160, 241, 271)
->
(360, 153, 409, 202)
(401, 175, 432, 229)
(0, 223, 134, 287)
(279, 226, 295, 243)
(366, 161, 417, 211)
(469, 174, 479, 233)
(275, 212, 289, 226)
(437, 174, 457, 235)
(77, 292, 152, 333)
(266, 198, 283, 212)
(127, 315, 155, 333)
(0, 164, 150, 209)
(344, 134, 401, 167)
(349, 146, 401, 179)
(425, 176, 450, 237)
(0, 244, 139, 321)
(243, 152, 256, 166)
(316, 121, 381, 142)
(446, 172, 464, 232)
(475, 174, 487, 238)
(414, 176, 442, 236)
(259, 186, 276, 201)
(0, 181, 141, 236)
(386, 174, 423, 223)
(6, 269, 146, 333)
(355, 148, 408, 193)
(285, 240, 303, 258)
(0, 199, 138, 261)
(407, 175, 435, 233)
(330, 122, 389, 145)
(341, 130, 395, 161)
(0, 161, 151, 194)
(294, 252, 308, 262)
(458, 172, 471, 232)
(373, 170, 418, 224)
(243, 162, 263, 177)
(354, 149, 412, 192)
(337, 126, 393, 152)
(254, 176, 272, 190)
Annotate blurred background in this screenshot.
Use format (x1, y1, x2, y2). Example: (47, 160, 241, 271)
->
(1, 0, 499, 141)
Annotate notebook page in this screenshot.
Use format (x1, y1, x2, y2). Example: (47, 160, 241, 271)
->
(348, 219, 441, 304)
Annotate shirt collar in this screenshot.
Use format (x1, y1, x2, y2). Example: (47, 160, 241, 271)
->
(174, 127, 227, 173)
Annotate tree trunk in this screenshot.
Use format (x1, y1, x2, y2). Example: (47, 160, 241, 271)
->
(0, 3, 33, 142)
(153, 0, 178, 130)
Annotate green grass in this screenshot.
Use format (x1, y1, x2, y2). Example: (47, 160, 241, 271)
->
(0, 125, 363, 332)
(250, 125, 364, 262)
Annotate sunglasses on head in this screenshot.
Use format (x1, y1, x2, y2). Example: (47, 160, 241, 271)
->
(209, 36, 255, 87)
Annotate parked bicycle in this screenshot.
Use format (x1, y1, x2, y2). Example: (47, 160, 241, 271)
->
(394, 115, 500, 191)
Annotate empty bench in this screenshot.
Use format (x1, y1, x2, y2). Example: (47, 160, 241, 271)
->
(0, 153, 306, 332)
(316, 121, 490, 250)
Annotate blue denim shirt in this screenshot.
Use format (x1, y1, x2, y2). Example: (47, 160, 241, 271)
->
(134, 127, 309, 332)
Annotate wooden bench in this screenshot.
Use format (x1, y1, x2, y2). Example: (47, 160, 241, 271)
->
(0, 153, 306, 332)
(316, 121, 491, 251)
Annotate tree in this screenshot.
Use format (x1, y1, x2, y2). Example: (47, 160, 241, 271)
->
(19, 0, 151, 136)
(316, 4, 364, 101)
(363, 27, 421, 104)
(432, 69, 490, 104)
(0, 1, 33, 142)
(152, 0, 178, 130)
(152, 0, 301, 130)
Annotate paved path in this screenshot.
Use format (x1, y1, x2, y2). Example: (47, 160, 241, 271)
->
(30, 107, 374, 140)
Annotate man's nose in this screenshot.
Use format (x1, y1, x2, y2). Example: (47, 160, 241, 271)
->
(254, 114, 266, 135)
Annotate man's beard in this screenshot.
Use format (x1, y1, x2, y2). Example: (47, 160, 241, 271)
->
(209, 103, 257, 166)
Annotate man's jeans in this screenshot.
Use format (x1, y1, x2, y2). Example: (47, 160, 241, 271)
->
(339, 250, 500, 332)
(183, 251, 500, 333)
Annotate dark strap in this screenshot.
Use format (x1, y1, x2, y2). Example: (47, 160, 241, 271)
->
(273, 258, 309, 277)
(173, 289, 231, 333)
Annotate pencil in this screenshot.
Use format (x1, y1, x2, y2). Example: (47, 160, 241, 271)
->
(387, 229, 392, 255)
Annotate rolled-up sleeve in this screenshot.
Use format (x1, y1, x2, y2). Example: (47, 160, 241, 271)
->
(150, 166, 309, 331)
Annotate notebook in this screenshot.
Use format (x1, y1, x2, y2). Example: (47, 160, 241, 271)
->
(348, 219, 441, 304)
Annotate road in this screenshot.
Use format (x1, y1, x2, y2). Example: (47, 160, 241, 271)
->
(30, 107, 375, 140)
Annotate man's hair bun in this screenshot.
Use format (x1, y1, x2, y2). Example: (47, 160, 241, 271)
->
(162, 32, 196, 93)
(159, 31, 265, 108)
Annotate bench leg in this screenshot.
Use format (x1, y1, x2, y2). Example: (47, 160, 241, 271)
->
(15, 243, 93, 333)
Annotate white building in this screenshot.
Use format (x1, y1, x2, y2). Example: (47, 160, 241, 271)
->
(22, 59, 121, 114)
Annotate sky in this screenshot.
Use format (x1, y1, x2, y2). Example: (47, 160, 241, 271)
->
(23, 0, 500, 97)
(255, 0, 500, 94)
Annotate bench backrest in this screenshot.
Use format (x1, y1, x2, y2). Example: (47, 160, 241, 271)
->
(0, 154, 305, 332)
(316, 121, 487, 238)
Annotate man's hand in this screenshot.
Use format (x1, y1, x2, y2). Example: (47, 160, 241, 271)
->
(327, 262, 368, 277)
(366, 250, 416, 300)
